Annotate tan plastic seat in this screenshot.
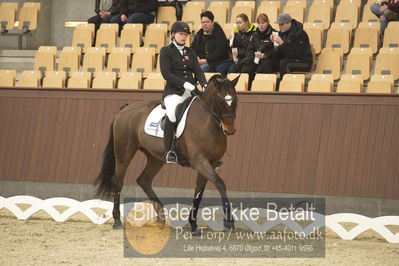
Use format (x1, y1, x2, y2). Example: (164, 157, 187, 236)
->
(118, 72, 142, 89)
(259, 1, 281, 12)
(209, 1, 231, 10)
(279, 74, 305, 92)
(334, 2, 359, 29)
(120, 24, 142, 53)
(82, 47, 106, 75)
(68, 72, 91, 88)
(185, 1, 206, 11)
(221, 23, 237, 39)
(17, 6, 39, 32)
(182, 4, 202, 31)
(131, 47, 156, 78)
(0, 6, 16, 32)
(38, 46, 57, 55)
(230, 5, 253, 23)
(0, 69, 16, 87)
(316, 47, 343, 80)
(22, 2, 41, 11)
(72, 27, 93, 53)
(95, 28, 117, 53)
(156, 6, 176, 28)
(282, 4, 304, 23)
(336, 74, 363, 93)
(143, 72, 166, 90)
(251, 74, 277, 92)
(383, 27, 399, 48)
(208, 4, 228, 25)
(345, 51, 371, 80)
(374, 48, 399, 79)
(256, 5, 278, 28)
(227, 73, 249, 91)
(43, 71, 65, 88)
(353, 27, 379, 54)
(204, 73, 221, 82)
(362, 6, 379, 22)
(19, 70, 41, 87)
(366, 74, 394, 93)
(107, 47, 131, 77)
(326, 24, 351, 54)
(312, 0, 334, 10)
(92, 72, 116, 89)
(33, 51, 55, 72)
(307, 2, 331, 30)
(62, 46, 82, 63)
(307, 74, 334, 93)
(144, 27, 166, 54)
(58, 51, 79, 74)
(304, 23, 323, 54)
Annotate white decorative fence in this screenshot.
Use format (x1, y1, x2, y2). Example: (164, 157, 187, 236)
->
(1, 196, 398, 243)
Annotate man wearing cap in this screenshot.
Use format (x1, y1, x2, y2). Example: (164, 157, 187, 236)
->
(258, 13, 313, 78)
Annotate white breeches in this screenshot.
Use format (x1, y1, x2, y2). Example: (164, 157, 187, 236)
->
(164, 90, 191, 122)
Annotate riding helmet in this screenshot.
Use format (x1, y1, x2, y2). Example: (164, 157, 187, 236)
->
(170, 21, 191, 34)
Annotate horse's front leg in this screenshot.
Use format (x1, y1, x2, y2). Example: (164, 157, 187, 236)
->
(189, 173, 208, 236)
(194, 161, 235, 231)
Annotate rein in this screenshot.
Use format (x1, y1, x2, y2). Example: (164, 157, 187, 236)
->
(199, 91, 237, 128)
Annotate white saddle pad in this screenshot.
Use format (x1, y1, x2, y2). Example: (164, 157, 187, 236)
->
(144, 97, 198, 138)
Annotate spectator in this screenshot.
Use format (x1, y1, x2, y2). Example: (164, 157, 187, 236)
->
(228, 13, 257, 74)
(191, 11, 231, 74)
(88, 0, 120, 38)
(258, 13, 313, 77)
(111, 0, 158, 30)
(370, 0, 399, 34)
(241, 13, 276, 90)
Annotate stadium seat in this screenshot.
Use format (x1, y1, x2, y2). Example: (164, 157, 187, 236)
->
(143, 72, 166, 90)
(92, 72, 116, 89)
(131, 47, 156, 78)
(95, 28, 117, 53)
(366, 74, 394, 93)
(182, 3, 203, 31)
(256, 5, 278, 28)
(185, 1, 206, 11)
(82, 47, 106, 75)
(0, 2, 19, 10)
(282, 4, 304, 23)
(307, 2, 331, 29)
(230, 5, 253, 23)
(19, 70, 41, 87)
(227, 73, 249, 91)
(208, 4, 228, 25)
(326, 23, 352, 54)
(285, 0, 307, 10)
(362, 5, 379, 22)
(353, 27, 379, 54)
(156, 6, 176, 28)
(0, 5, 16, 32)
(68, 72, 91, 88)
(144, 27, 166, 54)
(33, 51, 55, 72)
(118, 72, 142, 90)
(312, 0, 334, 10)
(279, 74, 305, 92)
(107, 47, 131, 77)
(222, 23, 237, 39)
(336, 74, 363, 93)
(38, 46, 57, 55)
(58, 51, 79, 74)
(209, 1, 231, 11)
(22, 2, 41, 11)
(120, 24, 142, 53)
(17, 6, 39, 32)
(307, 74, 333, 92)
(304, 23, 323, 54)
(62, 46, 82, 63)
(316, 47, 343, 80)
(72, 27, 93, 53)
(43, 71, 66, 88)
(345, 49, 372, 80)
(334, 2, 359, 29)
(374, 48, 399, 79)
(0, 69, 16, 87)
(204, 73, 221, 81)
(383, 27, 399, 48)
(387, 21, 399, 30)
(251, 74, 276, 92)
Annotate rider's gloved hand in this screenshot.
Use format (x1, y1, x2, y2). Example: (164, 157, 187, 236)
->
(183, 82, 195, 91)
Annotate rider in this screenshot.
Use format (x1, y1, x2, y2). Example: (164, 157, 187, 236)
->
(160, 21, 207, 164)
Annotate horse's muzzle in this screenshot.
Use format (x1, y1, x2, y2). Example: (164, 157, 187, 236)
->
(223, 129, 236, 136)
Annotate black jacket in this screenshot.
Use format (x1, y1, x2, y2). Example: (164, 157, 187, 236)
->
(273, 19, 313, 64)
(120, 0, 158, 16)
(95, 0, 120, 15)
(245, 25, 276, 64)
(191, 22, 230, 72)
(160, 43, 207, 99)
(231, 24, 257, 68)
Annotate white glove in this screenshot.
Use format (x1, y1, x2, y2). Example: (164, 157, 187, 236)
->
(183, 82, 195, 91)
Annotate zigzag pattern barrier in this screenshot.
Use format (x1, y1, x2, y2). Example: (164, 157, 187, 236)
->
(0, 196, 398, 243)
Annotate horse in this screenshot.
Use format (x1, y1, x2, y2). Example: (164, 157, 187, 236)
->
(95, 74, 239, 235)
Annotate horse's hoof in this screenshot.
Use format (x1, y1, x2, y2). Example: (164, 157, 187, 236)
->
(191, 229, 202, 236)
(224, 220, 235, 231)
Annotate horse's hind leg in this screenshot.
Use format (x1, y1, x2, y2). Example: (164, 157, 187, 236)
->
(188, 174, 208, 235)
(136, 150, 164, 219)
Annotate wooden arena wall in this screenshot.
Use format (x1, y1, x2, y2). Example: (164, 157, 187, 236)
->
(1, 87, 399, 199)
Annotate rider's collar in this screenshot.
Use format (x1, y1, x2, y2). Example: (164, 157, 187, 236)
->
(173, 40, 185, 51)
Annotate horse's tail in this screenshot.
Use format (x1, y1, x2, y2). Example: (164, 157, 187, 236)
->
(95, 121, 116, 199)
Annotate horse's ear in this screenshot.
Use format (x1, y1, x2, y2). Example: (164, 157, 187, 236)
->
(231, 74, 241, 88)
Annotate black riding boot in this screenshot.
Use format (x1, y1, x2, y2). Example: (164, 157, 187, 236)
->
(164, 117, 178, 164)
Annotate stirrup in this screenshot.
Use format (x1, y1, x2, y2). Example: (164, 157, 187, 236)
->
(165, 151, 178, 164)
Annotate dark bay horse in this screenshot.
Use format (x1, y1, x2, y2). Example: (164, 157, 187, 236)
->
(95, 74, 239, 234)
